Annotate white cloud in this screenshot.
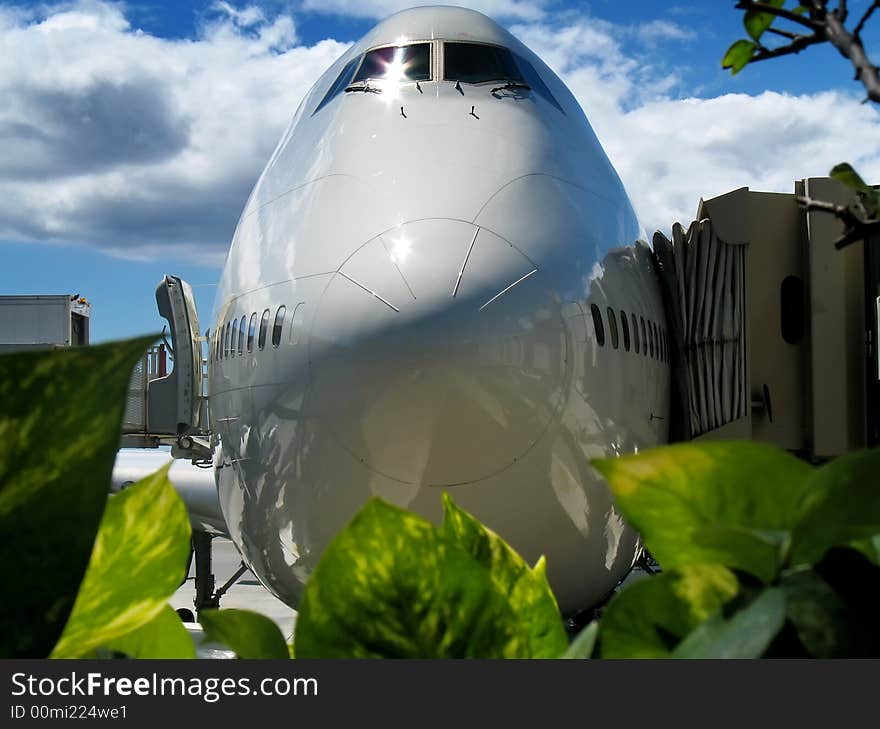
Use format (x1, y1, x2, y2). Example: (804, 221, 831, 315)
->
(1, 1, 878, 264)
(0, 1, 347, 264)
(513, 17, 880, 236)
(633, 19, 695, 45)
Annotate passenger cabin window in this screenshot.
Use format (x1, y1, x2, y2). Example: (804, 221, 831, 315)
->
(224, 321, 231, 359)
(258, 309, 270, 350)
(648, 322, 656, 359)
(444, 42, 522, 85)
(620, 310, 630, 352)
(631, 313, 639, 354)
(313, 56, 360, 115)
(590, 304, 605, 346)
(353, 43, 431, 84)
(238, 315, 246, 355)
(247, 313, 257, 353)
(606, 307, 619, 349)
(640, 317, 647, 357)
(273, 306, 286, 348)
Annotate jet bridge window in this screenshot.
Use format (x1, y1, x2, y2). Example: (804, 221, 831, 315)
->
(444, 42, 522, 85)
(353, 43, 431, 84)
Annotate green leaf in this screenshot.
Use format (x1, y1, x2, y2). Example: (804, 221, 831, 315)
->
(440, 494, 567, 658)
(851, 535, 880, 564)
(592, 441, 812, 582)
(294, 499, 538, 658)
(780, 570, 854, 658)
(0, 336, 157, 658)
(599, 565, 739, 658)
(744, 0, 784, 41)
(830, 162, 880, 217)
(673, 588, 786, 658)
(51, 465, 191, 658)
(830, 162, 872, 193)
(562, 621, 598, 659)
(200, 609, 289, 659)
(95, 605, 195, 659)
(790, 448, 880, 566)
(722, 39, 757, 74)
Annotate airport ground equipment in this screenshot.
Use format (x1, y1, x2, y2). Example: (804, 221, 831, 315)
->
(655, 177, 879, 460)
(0, 294, 90, 352)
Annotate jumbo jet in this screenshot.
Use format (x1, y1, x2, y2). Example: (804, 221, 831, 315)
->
(115, 5, 671, 617)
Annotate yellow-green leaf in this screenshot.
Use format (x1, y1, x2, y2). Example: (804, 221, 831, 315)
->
(562, 621, 598, 659)
(295, 499, 536, 658)
(672, 588, 785, 658)
(200, 609, 289, 659)
(722, 39, 757, 74)
(0, 336, 157, 657)
(95, 605, 195, 659)
(592, 441, 812, 582)
(440, 494, 567, 658)
(744, 0, 784, 41)
(599, 565, 739, 658)
(51, 465, 191, 658)
(790, 448, 880, 566)
(830, 162, 880, 217)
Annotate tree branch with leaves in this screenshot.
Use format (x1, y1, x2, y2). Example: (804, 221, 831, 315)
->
(723, 0, 880, 248)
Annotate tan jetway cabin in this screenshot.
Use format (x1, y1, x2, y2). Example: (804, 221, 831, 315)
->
(654, 177, 879, 461)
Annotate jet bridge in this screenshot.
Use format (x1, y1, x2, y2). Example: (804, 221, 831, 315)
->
(121, 275, 211, 461)
(654, 177, 879, 460)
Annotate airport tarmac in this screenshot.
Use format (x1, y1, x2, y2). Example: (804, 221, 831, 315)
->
(170, 537, 297, 643)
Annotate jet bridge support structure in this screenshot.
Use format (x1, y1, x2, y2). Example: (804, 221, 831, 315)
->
(654, 177, 878, 459)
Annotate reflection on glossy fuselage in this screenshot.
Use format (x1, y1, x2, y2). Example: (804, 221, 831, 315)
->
(209, 6, 670, 614)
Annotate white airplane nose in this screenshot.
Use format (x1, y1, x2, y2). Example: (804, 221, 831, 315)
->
(308, 218, 569, 486)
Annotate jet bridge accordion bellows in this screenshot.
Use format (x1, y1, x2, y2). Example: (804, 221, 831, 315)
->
(652, 220, 748, 441)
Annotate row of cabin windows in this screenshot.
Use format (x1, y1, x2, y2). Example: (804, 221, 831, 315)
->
(588, 303, 669, 363)
(213, 305, 286, 362)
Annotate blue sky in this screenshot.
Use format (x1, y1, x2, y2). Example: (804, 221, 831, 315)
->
(1, 0, 879, 341)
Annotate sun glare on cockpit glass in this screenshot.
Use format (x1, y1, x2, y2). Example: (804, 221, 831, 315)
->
(353, 43, 431, 98)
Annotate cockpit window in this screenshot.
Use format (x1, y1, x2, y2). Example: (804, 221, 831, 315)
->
(353, 43, 431, 84)
(313, 56, 360, 115)
(443, 42, 564, 113)
(444, 42, 522, 85)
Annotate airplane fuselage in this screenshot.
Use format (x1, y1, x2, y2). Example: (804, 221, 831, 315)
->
(208, 7, 670, 614)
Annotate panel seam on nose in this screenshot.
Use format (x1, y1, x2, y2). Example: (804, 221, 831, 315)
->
(337, 271, 400, 312)
(452, 227, 480, 298)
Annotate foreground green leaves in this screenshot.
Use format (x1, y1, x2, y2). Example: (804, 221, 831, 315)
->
(593, 442, 812, 583)
(96, 605, 195, 659)
(599, 565, 739, 658)
(593, 441, 880, 657)
(0, 336, 157, 658)
(200, 609, 289, 659)
(294, 496, 567, 658)
(52, 464, 192, 658)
